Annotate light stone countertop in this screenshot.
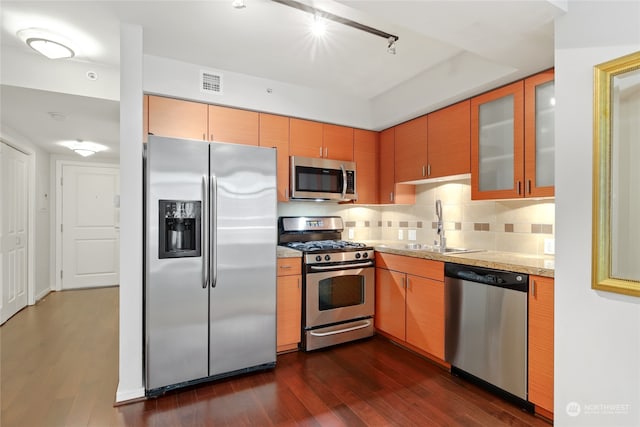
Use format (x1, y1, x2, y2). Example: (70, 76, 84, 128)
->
(276, 241, 554, 278)
(370, 241, 554, 278)
(276, 246, 303, 258)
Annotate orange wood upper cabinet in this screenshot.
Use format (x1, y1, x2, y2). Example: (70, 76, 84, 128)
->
(427, 100, 471, 178)
(289, 118, 323, 158)
(143, 95, 149, 143)
(528, 275, 554, 416)
(394, 115, 428, 182)
(147, 95, 208, 141)
(375, 253, 445, 360)
(277, 258, 301, 353)
(208, 105, 259, 145)
(375, 267, 406, 339)
(524, 69, 555, 198)
(353, 129, 378, 204)
(471, 70, 554, 200)
(471, 81, 525, 200)
(259, 113, 290, 202)
(323, 124, 354, 161)
(379, 128, 415, 205)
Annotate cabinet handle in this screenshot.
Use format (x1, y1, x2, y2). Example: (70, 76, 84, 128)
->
(297, 278, 300, 289)
(422, 165, 426, 177)
(390, 192, 394, 202)
(285, 188, 289, 199)
(203, 133, 206, 141)
(517, 181, 522, 195)
(532, 279, 536, 297)
(401, 277, 406, 288)
(325, 147, 328, 157)
(279, 265, 292, 269)
(319, 146, 323, 157)
(406, 277, 410, 290)
(427, 164, 431, 176)
(527, 180, 531, 195)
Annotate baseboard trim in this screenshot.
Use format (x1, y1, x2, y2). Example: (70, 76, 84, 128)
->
(35, 288, 52, 303)
(115, 387, 145, 404)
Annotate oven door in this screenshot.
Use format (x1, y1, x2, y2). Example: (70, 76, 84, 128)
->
(305, 263, 374, 329)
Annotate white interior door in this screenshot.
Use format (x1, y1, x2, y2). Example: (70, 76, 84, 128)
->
(1, 143, 29, 324)
(61, 164, 119, 289)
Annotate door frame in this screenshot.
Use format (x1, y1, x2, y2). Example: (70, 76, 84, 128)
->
(54, 160, 119, 291)
(0, 138, 36, 307)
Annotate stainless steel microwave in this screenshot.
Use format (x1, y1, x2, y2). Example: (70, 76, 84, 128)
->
(290, 156, 357, 202)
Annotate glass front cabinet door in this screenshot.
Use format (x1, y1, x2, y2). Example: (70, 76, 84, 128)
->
(471, 69, 555, 200)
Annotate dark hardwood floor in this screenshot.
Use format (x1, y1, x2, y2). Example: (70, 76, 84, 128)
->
(1, 287, 550, 426)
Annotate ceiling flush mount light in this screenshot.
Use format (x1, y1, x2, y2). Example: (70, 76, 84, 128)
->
(271, 0, 399, 53)
(59, 140, 107, 157)
(27, 38, 74, 59)
(17, 28, 75, 59)
(231, 0, 246, 9)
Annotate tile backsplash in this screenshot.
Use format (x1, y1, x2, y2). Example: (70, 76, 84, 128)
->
(278, 178, 555, 256)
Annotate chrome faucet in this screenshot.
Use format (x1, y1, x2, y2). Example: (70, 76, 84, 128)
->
(435, 199, 446, 251)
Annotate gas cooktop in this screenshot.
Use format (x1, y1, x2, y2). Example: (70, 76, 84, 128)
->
(284, 240, 368, 252)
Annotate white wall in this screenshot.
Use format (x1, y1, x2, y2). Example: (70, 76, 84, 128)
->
(0, 125, 51, 302)
(1, 45, 119, 101)
(116, 24, 144, 402)
(555, 2, 640, 426)
(143, 54, 374, 130)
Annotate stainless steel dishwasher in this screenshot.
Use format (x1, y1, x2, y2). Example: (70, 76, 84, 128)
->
(444, 263, 532, 410)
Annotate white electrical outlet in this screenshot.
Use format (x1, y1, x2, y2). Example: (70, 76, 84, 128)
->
(544, 238, 555, 255)
(348, 228, 354, 239)
(408, 230, 417, 241)
(398, 229, 404, 240)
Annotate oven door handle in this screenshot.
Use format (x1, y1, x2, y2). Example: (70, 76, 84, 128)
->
(309, 320, 371, 337)
(309, 261, 374, 271)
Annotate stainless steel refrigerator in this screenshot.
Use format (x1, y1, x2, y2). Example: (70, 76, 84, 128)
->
(144, 135, 277, 396)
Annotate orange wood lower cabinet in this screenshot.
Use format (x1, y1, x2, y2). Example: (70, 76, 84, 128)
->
(276, 258, 301, 353)
(375, 268, 405, 339)
(528, 275, 554, 418)
(406, 275, 445, 360)
(375, 253, 446, 364)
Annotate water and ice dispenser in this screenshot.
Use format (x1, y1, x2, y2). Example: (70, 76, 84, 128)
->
(158, 200, 201, 259)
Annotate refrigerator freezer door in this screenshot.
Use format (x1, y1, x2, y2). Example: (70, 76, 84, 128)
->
(209, 142, 277, 376)
(145, 136, 209, 391)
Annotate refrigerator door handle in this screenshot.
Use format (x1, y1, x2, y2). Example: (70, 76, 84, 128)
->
(202, 175, 209, 288)
(210, 174, 218, 288)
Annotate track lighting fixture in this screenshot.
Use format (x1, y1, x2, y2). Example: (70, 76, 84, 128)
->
(271, 0, 399, 54)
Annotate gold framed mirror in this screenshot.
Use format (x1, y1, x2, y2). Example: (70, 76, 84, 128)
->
(593, 50, 640, 297)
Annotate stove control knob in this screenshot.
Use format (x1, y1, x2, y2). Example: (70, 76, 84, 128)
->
(324, 255, 331, 261)
(363, 252, 369, 259)
(355, 253, 362, 259)
(315, 255, 322, 262)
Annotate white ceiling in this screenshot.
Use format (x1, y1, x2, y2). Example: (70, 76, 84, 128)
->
(0, 0, 563, 158)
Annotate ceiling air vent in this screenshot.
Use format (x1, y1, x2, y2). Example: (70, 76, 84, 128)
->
(200, 70, 223, 95)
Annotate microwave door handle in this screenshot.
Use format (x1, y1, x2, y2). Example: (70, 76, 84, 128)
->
(340, 164, 347, 200)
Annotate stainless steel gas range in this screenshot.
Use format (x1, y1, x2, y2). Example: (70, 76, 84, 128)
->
(278, 216, 375, 351)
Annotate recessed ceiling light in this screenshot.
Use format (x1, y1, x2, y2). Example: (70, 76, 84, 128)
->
(231, 0, 246, 9)
(48, 112, 66, 121)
